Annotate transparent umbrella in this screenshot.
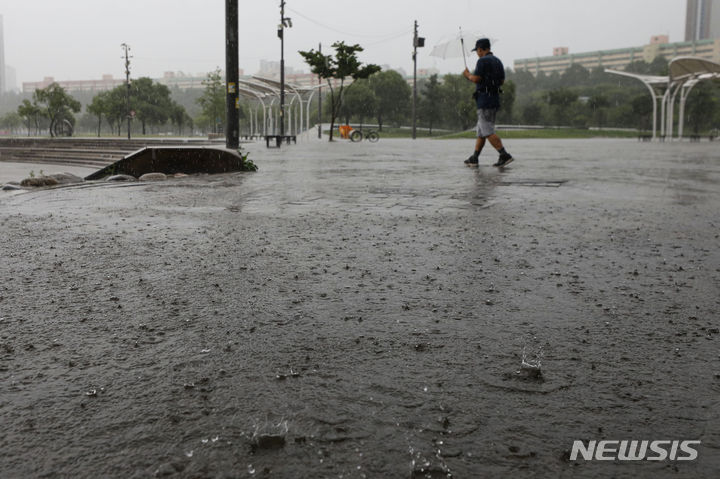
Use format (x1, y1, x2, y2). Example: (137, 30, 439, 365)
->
(429, 29, 495, 69)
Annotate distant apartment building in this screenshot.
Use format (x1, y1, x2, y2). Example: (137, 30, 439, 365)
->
(686, 0, 720, 41)
(156, 71, 246, 90)
(23, 75, 126, 93)
(515, 1, 720, 76)
(21, 71, 235, 94)
(514, 36, 720, 75)
(22, 62, 436, 95)
(256, 60, 304, 79)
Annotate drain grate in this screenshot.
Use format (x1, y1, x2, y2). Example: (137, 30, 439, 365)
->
(498, 179, 568, 187)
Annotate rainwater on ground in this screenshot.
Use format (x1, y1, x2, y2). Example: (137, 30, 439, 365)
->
(1, 138, 719, 478)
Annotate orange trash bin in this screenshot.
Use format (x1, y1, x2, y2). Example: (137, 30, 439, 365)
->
(339, 125, 353, 139)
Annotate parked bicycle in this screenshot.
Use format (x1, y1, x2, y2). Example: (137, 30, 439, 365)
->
(349, 128, 379, 143)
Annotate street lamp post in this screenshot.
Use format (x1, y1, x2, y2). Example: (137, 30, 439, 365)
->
(121, 43, 132, 140)
(318, 42, 322, 139)
(226, 0, 239, 149)
(278, 1, 292, 141)
(412, 21, 424, 140)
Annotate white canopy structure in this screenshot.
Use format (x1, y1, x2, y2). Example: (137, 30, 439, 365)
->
(230, 77, 320, 140)
(606, 56, 720, 141)
(251, 76, 320, 139)
(666, 57, 720, 140)
(603, 69, 668, 140)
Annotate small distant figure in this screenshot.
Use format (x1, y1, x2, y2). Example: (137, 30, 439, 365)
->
(463, 38, 513, 168)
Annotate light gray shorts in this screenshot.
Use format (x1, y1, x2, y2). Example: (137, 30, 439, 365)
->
(476, 108, 498, 138)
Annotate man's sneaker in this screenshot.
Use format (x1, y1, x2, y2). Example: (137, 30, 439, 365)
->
(464, 155, 479, 166)
(493, 153, 514, 167)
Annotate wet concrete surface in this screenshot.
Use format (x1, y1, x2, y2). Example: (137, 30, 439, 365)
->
(0, 162, 96, 186)
(0, 138, 719, 478)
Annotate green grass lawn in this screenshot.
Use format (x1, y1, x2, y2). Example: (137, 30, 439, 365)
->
(442, 128, 641, 139)
(334, 127, 643, 140)
(373, 128, 642, 140)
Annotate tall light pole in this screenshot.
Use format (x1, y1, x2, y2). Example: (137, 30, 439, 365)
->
(226, 0, 239, 149)
(121, 43, 132, 140)
(317, 42, 322, 139)
(278, 1, 292, 140)
(412, 21, 424, 140)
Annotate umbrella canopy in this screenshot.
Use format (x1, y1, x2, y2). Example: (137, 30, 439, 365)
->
(429, 30, 496, 68)
(430, 32, 472, 60)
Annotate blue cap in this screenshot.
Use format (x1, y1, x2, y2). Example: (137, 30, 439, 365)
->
(473, 38, 491, 51)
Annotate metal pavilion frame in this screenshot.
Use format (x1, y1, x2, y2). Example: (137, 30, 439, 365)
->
(606, 56, 720, 141)
(666, 57, 720, 140)
(251, 76, 320, 139)
(233, 77, 320, 141)
(236, 87, 268, 138)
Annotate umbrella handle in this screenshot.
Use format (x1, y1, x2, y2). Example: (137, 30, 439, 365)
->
(460, 37, 468, 70)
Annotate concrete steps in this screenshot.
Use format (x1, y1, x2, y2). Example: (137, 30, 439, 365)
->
(0, 137, 221, 170)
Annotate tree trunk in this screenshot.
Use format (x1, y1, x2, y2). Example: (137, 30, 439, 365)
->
(328, 81, 337, 142)
(97, 117, 102, 137)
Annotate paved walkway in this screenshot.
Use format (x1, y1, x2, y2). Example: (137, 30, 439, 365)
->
(1, 138, 719, 478)
(0, 162, 96, 185)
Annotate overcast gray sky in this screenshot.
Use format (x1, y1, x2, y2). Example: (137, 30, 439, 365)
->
(2, 0, 686, 85)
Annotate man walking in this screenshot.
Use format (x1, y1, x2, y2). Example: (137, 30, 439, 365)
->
(463, 38, 513, 167)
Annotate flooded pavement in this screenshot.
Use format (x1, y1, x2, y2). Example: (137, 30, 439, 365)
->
(0, 162, 96, 186)
(1, 138, 719, 478)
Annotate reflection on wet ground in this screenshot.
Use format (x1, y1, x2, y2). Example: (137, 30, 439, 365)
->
(1, 138, 719, 478)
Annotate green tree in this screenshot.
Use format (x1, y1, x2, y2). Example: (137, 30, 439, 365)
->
(630, 94, 654, 130)
(339, 79, 376, 127)
(197, 68, 225, 134)
(588, 93, 610, 128)
(170, 102, 193, 136)
(133, 77, 173, 135)
(588, 67, 610, 86)
(108, 86, 131, 136)
(625, 56, 668, 76)
(497, 80, 516, 124)
(33, 83, 81, 137)
(509, 68, 537, 95)
(194, 114, 213, 135)
(87, 91, 110, 137)
(685, 82, 718, 134)
(17, 99, 44, 136)
(560, 64, 590, 87)
(0, 111, 24, 134)
(521, 101, 545, 125)
(369, 70, 411, 130)
(648, 56, 669, 76)
(439, 74, 475, 131)
(547, 88, 579, 126)
(299, 41, 381, 141)
(418, 74, 442, 135)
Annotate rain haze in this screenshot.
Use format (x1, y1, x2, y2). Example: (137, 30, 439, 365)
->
(4, 0, 720, 477)
(3, 0, 686, 85)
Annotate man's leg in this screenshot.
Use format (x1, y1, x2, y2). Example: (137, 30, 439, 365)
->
(465, 109, 486, 165)
(465, 136, 486, 165)
(487, 134, 503, 150)
(488, 133, 513, 167)
(473, 136, 486, 156)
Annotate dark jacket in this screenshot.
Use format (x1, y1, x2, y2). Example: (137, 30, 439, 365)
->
(473, 53, 505, 109)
